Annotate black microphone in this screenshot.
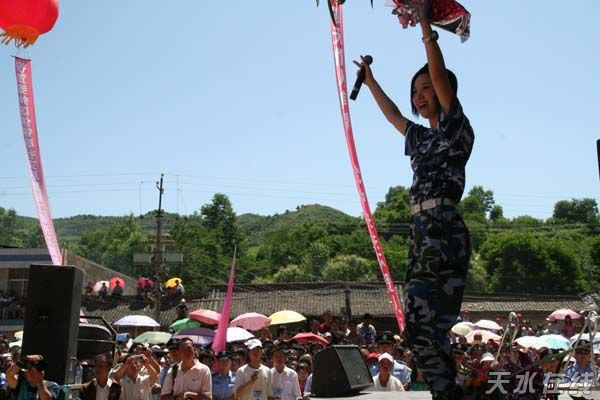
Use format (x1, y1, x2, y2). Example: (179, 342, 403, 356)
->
(350, 55, 373, 101)
(597, 139, 600, 181)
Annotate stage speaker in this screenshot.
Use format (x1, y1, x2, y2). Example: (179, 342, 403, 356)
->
(22, 265, 83, 385)
(312, 345, 373, 397)
(78, 324, 115, 359)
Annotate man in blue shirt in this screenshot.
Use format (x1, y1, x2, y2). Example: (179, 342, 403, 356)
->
(563, 341, 599, 385)
(212, 352, 235, 400)
(6, 355, 60, 400)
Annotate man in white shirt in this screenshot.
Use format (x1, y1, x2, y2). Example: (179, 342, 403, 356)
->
(235, 339, 272, 400)
(161, 338, 212, 400)
(114, 354, 158, 400)
(376, 333, 411, 389)
(270, 350, 300, 400)
(372, 353, 404, 392)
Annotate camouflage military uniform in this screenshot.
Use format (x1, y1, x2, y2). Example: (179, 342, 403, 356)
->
(403, 96, 474, 397)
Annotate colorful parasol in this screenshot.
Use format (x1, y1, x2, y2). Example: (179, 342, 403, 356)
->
(133, 331, 172, 345)
(93, 281, 109, 292)
(475, 319, 502, 331)
(165, 277, 183, 289)
(269, 310, 306, 325)
(230, 312, 271, 331)
(548, 309, 581, 321)
(189, 309, 221, 325)
(109, 277, 126, 290)
(291, 332, 329, 346)
(170, 318, 202, 333)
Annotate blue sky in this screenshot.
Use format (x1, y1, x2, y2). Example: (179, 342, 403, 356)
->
(0, 1, 598, 220)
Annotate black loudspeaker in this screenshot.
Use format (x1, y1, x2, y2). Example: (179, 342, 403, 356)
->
(312, 345, 373, 397)
(22, 265, 83, 385)
(78, 324, 115, 359)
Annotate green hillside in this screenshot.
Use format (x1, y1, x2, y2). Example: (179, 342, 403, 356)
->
(3, 190, 600, 295)
(12, 212, 183, 245)
(238, 204, 360, 247)
(9, 205, 356, 248)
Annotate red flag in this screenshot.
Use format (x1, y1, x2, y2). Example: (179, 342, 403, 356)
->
(212, 249, 237, 352)
(328, 2, 405, 332)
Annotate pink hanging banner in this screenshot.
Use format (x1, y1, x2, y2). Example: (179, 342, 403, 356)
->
(328, 2, 405, 332)
(14, 57, 62, 266)
(212, 250, 237, 352)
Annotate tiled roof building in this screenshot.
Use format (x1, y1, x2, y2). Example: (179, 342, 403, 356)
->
(80, 282, 594, 332)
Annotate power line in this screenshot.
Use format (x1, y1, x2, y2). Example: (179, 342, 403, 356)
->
(0, 170, 593, 202)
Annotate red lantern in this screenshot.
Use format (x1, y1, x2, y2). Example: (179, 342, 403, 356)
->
(0, 0, 59, 47)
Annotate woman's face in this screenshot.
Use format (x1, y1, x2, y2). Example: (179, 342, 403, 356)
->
(297, 368, 308, 382)
(412, 73, 440, 119)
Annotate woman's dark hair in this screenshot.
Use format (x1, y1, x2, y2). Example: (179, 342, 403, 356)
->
(296, 362, 310, 373)
(410, 63, 458, 116)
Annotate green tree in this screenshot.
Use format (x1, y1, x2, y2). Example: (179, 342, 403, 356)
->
(301, 242, 330, 279)
(271, 264, 313, 283)
(480, 232, 583, 294)
(510, 216, 543, 226)
(256, 223, 328, 272)
(20, 225, 44, 248)
(0, 207, 17, 246)
(583, 236, 600, 292)
(169, 214, 228, 292)
(466, 254, 489, 292)
(322, 255, 376, 281)
(75, 214, 144, 274)
(381, 235, 409, 281)
(552, 198, 599, 224)
(200, 193, 244, 253)
(459, 186, 495, 222)
(374, 186, 411, 239)
(321, 228, 374, 260)
(489, 205, 504, 223)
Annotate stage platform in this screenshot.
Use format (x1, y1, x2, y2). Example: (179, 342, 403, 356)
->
(313, 390, 577, 400)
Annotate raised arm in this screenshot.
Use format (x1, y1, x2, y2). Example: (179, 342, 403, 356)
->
(419, 17, 454, 115)
(353, 56, 410, 136)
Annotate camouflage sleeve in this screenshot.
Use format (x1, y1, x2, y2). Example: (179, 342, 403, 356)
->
(438, 96, 472, 144)
(404, 121, 426, 156)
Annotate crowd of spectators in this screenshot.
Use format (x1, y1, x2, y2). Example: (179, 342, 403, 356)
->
(84, 280, 185, 304)
(0, 309, 599, 400)
(0, 292, 25, 320)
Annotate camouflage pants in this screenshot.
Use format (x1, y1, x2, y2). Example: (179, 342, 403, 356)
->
(404, 204, 471, 393)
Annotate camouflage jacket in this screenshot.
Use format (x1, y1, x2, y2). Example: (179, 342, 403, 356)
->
(404, 96, 475, 206)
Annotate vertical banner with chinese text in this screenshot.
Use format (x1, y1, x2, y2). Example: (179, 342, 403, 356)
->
(328, 2, 405, 332)
(14, 57, 62, 266)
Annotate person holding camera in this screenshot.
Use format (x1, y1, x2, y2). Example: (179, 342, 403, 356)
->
(80, 354, 121, 400)
(113, 354, 158, 400)
(5, 355, 60, 400)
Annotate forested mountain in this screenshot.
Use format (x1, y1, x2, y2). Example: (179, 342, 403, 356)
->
(1, 188, 599, 295)
(238, 204, 359, 247)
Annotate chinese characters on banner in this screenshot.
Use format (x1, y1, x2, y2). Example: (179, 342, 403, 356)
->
(14, 57, 62, 266)
(328, 1, 405, 332)
(487, 371, 597, 396)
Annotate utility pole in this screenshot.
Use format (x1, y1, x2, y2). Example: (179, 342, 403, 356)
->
(153, 174, 165, 324)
